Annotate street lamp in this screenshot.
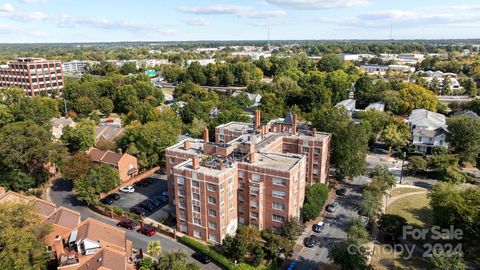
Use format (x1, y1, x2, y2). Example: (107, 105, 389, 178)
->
(399, 152, 406, 184)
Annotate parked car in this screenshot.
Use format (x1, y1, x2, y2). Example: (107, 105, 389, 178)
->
(130, 206, 147, 216)
(312, 221, 325, 233)
(120, 186, 135, 193)
(145, 199, 161, 208)
(107, 193, 121, 200)
(287, 261, 296, 270)
(100, 197, 114, 205)
(137, 225, 156, 236)
(336, 187, 346, 196)
(303, 236, 317, 248)
(192, 252, 211, 264)
(117, 220, 137, 230)
(326, 202, 339, 213)
(154, 195, 168, 203)
(138, 202, 156, 212)
(161, 191, 169, 197)
(136, 178, 153, 187)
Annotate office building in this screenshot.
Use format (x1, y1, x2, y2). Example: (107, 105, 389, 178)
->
(0, 58, 64, 96)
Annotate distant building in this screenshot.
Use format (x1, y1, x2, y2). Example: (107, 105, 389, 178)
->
(453, 110, 480, 120)
(186, 59, 216, 66)
(165, 111, 331, 242)
(62, 60, 99, 74)
(361, 65, 415, 75)
(95, 119, 124, 142)
(335, 99, 356, 115)
(0, 58, 64, 96)
(408, 109, 448, 154)
(51, 117, 76, 140)
(395, 54, 424, 64)
(232, 91, 262, 107)
(86, 147, 138, 182)
(365, 102, 385, 112)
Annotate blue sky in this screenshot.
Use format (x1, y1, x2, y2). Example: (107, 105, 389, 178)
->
(0, 0, 479, 42)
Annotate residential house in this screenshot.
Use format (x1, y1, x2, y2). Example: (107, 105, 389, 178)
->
(51, 117, 76, 140)
(335, 99, 356, 116)
(408, 109, 448, 154)
(86, 148, 138, 182)
(95, 119, 124, 142)
(232, 91, 262, 107)
(365, 102, 385, 112)
(453, 110, 480, 120)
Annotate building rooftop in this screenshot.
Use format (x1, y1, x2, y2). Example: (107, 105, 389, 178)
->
(95, 125, 124, 141)
(216, 122, 253, 133)
(167, 139, 205, 156)
(250, 152, 304, 171)
(45, 207, 81, 229)
(335, 99, 356, 111)
(76, 218, 127, 251)
(408, 109, 446, 129)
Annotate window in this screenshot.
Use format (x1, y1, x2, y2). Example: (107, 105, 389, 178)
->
(177, 177, 184, 185)
(178, 189, 185, 197)
(250, 200, 258, 207)
(273, 214, 285, 223)
(303, 147, 309, 152)
(272, 177, 286, 186)
(193, 205, 200, 213)
(208, 209, 216, 217)
(191, 180, 200, 188)
(192, 193, 200, 200)
(239, 194, 244, 202)
(228, 176, 234, 184)
(272, 202, 285, 211)
(209, 235, 217, 242)
(193, 230, 201, 238)
(239, 217, 245, 224)
(239, 183, 244, 190)
(170, 157, 176, 163)
(314, 148, 320, 154)
(178, 200, 185, 209)
(209, 221, 217, 229)
(228, 190, 233, 198)
(250, 212, 258, 219)
(207, 183, 216, 191)
(250, 187, 259, 195)
(220, 183, 225, 191)
(238, 171, 245, 179)
(193, 218, 201, 225)
(229, 202, 234, 212)
(313, 168, 319, 175)
(272, 190, 285, 199)
(252, 174, 260, 182)
(208, 196, 216, 204)
(179, 211, 186, 221)
(221, 209, 225, 217)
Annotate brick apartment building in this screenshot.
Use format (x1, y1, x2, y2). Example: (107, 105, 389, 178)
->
(0, 57, 64, 96)
(165, 111, 331, 243)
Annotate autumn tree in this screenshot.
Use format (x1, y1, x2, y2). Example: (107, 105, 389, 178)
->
(399, 83, 438, 114)
(73, 164, 121, 205)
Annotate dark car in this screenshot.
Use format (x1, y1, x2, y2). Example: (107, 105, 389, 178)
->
(303, 236, 317, 248)
(130, 206, 148, 216)
(336, 187, 347, 196)
(154, 195, 168, 203)
(117, 219, 137, 230)
(287, 261, 296, 270)
(100, 197, 114, 205)
(137, 225, 156, 236)
(107, 193, 121, 200)
(312, 221, 325, 233)
(192, 252, 211, 264)
(135, 180, 148, 187)
(142, 178, 154, 186)
(326, 202, 339, 213)
(139, 202, 156, 212)
(145, 198, 161, 208)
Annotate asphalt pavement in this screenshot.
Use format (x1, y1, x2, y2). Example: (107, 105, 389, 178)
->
(49, 178, 221, 270)
(294, 181, 363, 269)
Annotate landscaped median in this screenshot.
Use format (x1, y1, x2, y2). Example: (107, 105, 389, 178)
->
(179, 236, 273, 270)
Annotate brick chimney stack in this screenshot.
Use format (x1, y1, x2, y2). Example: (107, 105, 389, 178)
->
(183, 140, 191, 150)
(192, 156, 200, 170)
(255, 110, 261, 130)
(53, 235, 64, 259)
(293, 114, 298, 134)
(248, 143, 256, 163)
(203, 128, 209, 143)
(312, 128, 317, 137)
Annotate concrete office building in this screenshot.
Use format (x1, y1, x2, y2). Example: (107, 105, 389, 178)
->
(165, 111, 331, 242)
(0, 58, 64, 96)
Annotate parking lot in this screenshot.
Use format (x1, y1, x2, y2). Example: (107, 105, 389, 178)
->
(110, 173, 173, 221)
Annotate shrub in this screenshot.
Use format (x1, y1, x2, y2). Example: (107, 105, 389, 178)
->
(301, 183, 330, 221)
(112, 206, 124, 216)
(180, 236, 235, 269)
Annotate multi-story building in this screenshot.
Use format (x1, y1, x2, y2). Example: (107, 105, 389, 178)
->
(0, 58, 64, 96)
(62, 60, 99, 74)
(165, 111, 331, 242)
(408, 109, 448, 154)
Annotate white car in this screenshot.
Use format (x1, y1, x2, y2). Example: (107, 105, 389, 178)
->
(120, 186, 135, 193)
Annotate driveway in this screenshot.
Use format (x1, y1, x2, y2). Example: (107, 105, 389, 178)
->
(49, 178, 221, 270)
(294, 180, 363, 269)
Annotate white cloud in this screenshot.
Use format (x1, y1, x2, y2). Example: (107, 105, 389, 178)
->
(1, 3, 15, 13)
(19, 0, 48, 3)
(184, 17, 210, 26)
(178, 4, 286, 19)
(265, 0, 369, 9)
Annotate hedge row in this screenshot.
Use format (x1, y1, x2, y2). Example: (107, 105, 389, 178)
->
(180, 236, 236, 269)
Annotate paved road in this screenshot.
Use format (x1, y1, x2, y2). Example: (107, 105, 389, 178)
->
(49, 178, 221, 270)
(295, 181, 363, 269)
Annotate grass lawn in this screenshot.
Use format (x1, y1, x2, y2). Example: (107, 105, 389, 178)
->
(389, 187, 425, 198)
(370, 243, 432, 270)
(387, 193, 432, 227)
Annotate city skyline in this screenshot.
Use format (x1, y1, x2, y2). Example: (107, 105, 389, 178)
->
(0, 0, 480, 43)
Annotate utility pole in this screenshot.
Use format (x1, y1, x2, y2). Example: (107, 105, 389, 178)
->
(399, 151, 406, 184)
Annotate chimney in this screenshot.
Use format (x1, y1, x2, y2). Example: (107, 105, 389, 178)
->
(203, 128, 209, 143)
(192, 156, 200, 170)
(292, 114, 298, 134)
(53, 235, 64, 258)
(254, 110, 261, 130)
(183, 140, 191, 150)
(312, 128, 317, 137)
(117, 148, 123, 155)
(248, 143, 256, 163)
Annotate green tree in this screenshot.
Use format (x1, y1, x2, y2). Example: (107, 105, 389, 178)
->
(380, 122, 409, 153)
(355, 74, 377, 107)
(120, 120, 180, 169)
(333, 123, 369, 180)
(347, 219, 370, 245)
(11, 96, 59, 126)
(74, 96, 95, 115)
(259, 92, 285, 121)
(407, 156, 428, 176)
(97, 96, 114, 115)
(431, 252, 466, 270)
(328, 240, 370, 270)
(281, 217, 306, 241)
(326, 70, 352, 104)
(59, 153, 94, 180)
(429, 151, 466, 183)
(378, 214, 407, 239)
(399, 83, 439, 113)
(0, 106, 14, 128)
(119, 62, 138, 75)
(302, 183, 330, 221)
(146, 240, 162, 257)
(157, 250, 201, 270)
(446, 116, 480, 164)
(61, 119, 95, 153)
(0, 203, 53, 269)
(73, 164, 121, 205)
(138, 257, 155, 270)
(262, 231, 294, 262)
(358, 188, 383, 220)
(461, 77, 477, 97)
(317, 53, 343, 72)
(0, 121, 66, 190)
(442, 78, 452, 95)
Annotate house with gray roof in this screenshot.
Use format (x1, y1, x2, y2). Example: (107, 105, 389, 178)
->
(453, 110, 480, 120)
(408, 109, 448, 154)
(335, 99, 356, 116)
